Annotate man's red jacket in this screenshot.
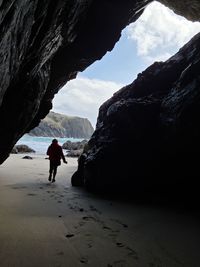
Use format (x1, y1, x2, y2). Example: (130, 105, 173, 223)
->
(47, 143, 65, 165)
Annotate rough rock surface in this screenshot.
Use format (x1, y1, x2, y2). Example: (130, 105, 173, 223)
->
(72, 32, 200, 194)
(159, 0, 200, 21)
(29, 111, 94, 138)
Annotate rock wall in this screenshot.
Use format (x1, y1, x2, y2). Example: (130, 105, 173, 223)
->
(72, 32, 200, 195)
(159, 0, 200, 21)
(29, 111, 94, 138)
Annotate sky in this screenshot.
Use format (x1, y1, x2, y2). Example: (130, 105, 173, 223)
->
(53, 1, 200, 127)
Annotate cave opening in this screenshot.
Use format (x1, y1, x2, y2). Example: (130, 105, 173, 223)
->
(2, 0, 200, 184)
(12, 0, 200, 186)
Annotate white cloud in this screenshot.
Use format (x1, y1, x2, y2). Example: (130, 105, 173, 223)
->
(52, 77, 123, 127)
(126, 1, 200, 63)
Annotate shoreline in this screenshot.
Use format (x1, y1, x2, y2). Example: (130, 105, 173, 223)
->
(0, 154, 200, 266)
(16, 134, 88, 155)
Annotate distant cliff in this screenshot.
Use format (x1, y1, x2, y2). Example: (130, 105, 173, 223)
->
(29, 112, 94, 138)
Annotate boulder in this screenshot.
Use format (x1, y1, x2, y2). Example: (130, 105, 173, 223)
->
(62, 140, 88, 150)
(66, 149, 83, 158)
(12, 145, 35, 154)
(22, 155, 33, 159)
(11, 147, 18, 154)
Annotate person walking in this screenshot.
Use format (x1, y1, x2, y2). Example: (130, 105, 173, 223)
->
(47, 139, 67, 182)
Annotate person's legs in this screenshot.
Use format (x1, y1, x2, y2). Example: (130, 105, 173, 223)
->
(52, 166, 58, 182)
(49, 161, 54, 181)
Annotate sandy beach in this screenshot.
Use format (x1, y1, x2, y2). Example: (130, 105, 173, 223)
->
(0, 154, 200, 267)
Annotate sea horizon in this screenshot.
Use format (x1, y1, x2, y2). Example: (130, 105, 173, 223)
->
(16, 134, 87, 154)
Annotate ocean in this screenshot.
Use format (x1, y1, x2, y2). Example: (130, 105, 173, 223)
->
(16, 134, 86, 155)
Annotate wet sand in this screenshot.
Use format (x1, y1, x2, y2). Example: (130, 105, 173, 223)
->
(0, 154, 200, 267)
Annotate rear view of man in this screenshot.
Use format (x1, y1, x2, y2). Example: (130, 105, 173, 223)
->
(47, 139, 67, 182)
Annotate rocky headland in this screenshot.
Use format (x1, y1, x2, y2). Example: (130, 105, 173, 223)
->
(29, 111, 94, 139)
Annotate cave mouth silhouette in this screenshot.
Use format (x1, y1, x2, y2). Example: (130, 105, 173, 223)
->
(12, 1, 200, 185)
(0, 0, 200, 169)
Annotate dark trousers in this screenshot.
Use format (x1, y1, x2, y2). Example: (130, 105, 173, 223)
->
(49, 161, 58, 180)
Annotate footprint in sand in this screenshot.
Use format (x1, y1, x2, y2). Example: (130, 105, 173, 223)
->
(103, 226, 112, 230)
(102, 221, 120, 235)
(56, 251, 64, 256)
(65, 234, 74, 238)
(12, 186, 27, 189)
(80, 257, 88, 264)
(79, 221, 86, 227)
(67, 204, 83, 211)
(78, 216, 102, 228)
(82, 216, 97, 222)
(84, 234, 93, 248)
(111, 219, 128, 228)
(89, 205, 102, 214)
(126, 247, 139, 260)
(116, 242, 124, 248)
